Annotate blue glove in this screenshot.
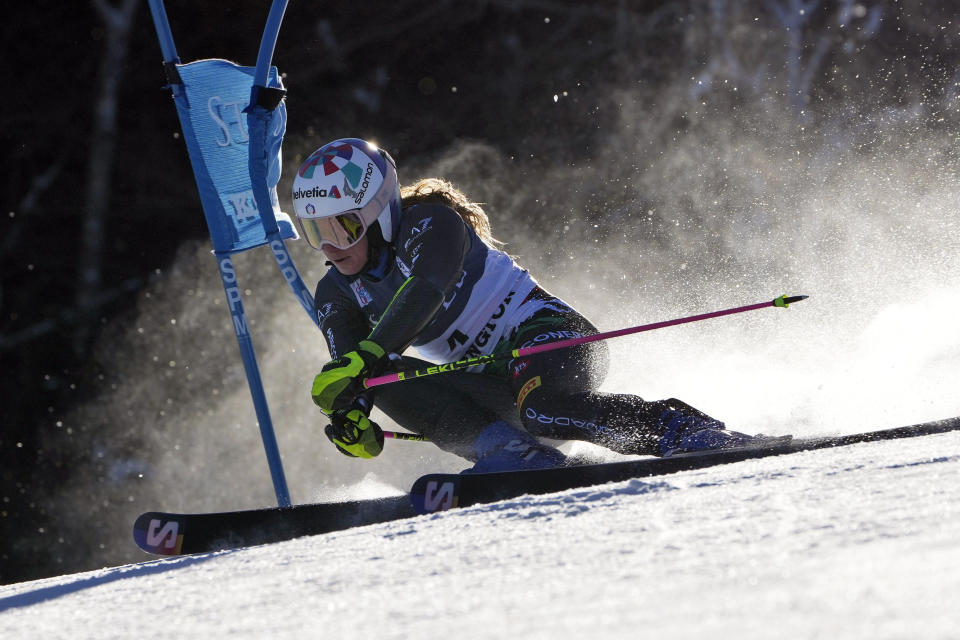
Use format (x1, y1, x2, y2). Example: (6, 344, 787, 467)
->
(324, 407, 384, 459)
(311, 340, 387, 413)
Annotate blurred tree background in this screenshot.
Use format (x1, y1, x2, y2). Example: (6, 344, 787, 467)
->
(2, 0, 958, 584)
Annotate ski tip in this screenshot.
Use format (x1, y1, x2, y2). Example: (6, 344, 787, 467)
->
(133, 512, 186, 556)
(774, 294, 809, 308)
(410, 474, 461, 514)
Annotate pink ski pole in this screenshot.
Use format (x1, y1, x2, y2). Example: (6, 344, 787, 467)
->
(363, 294, 808, 389)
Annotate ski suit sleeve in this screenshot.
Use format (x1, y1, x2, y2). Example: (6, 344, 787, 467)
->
(313, 274, 369, 360)
(366, 204, 470, 354)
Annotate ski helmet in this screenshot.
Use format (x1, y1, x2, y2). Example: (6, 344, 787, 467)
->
(291, 138, 400, 251)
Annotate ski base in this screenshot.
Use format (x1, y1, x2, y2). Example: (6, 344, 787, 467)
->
(133, 494, 415, 556)
(409, 416, 960, 514)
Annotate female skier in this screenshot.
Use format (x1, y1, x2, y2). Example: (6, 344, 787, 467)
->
(294, 138, 754, 471)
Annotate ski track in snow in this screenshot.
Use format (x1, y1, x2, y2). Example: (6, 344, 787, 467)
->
(2, 433, 959, 639)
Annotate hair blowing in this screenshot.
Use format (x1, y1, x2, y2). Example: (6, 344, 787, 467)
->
(400, 178, 503, 248)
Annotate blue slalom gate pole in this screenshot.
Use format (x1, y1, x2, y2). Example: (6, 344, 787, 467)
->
(146, 0, 293, 506)
(146, 0, 178, 63)
(246, 0, 319, 321)
(254, 0, 289, 88)
(215, 253, 291, 506)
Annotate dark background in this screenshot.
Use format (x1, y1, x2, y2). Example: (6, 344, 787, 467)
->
(2, 1, 957, 584)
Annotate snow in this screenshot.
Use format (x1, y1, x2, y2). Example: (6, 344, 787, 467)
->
(3, 431, 959, 639)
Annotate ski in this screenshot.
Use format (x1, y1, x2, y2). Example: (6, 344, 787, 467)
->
(409, 416, 960, 514)
(135, 416, 960, 555)
(133, 494, 415, 556)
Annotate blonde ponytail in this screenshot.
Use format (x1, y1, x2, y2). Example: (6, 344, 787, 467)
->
(400, 178, 502, 249)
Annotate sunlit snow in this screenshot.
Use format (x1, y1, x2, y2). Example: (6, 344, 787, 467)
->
(3, 431, 958, 639)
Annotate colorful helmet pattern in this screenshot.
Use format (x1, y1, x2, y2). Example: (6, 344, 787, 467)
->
(291, 138, 400, 250)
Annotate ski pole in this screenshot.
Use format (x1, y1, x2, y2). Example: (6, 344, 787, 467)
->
(364, 294, 808, 389)
(383, 430, 430, 442)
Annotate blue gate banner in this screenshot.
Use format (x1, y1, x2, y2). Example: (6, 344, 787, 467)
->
(173, 58, 297, 254)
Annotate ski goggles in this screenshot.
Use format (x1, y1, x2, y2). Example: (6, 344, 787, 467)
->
(297, 162, 398, 251)
(299, 209, 370, 251)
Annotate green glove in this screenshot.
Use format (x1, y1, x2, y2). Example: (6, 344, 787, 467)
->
(311, 340, 387, 414)
(324, 408, 384, 459)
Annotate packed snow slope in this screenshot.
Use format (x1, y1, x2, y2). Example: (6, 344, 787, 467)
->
(2, 430, 959, 639)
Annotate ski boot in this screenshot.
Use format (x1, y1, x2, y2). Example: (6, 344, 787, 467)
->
(465, 420, 567, 473)
(656, 400, 755, 457)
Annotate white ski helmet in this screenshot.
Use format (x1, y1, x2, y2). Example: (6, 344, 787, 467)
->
(291, 138, 400, 251)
